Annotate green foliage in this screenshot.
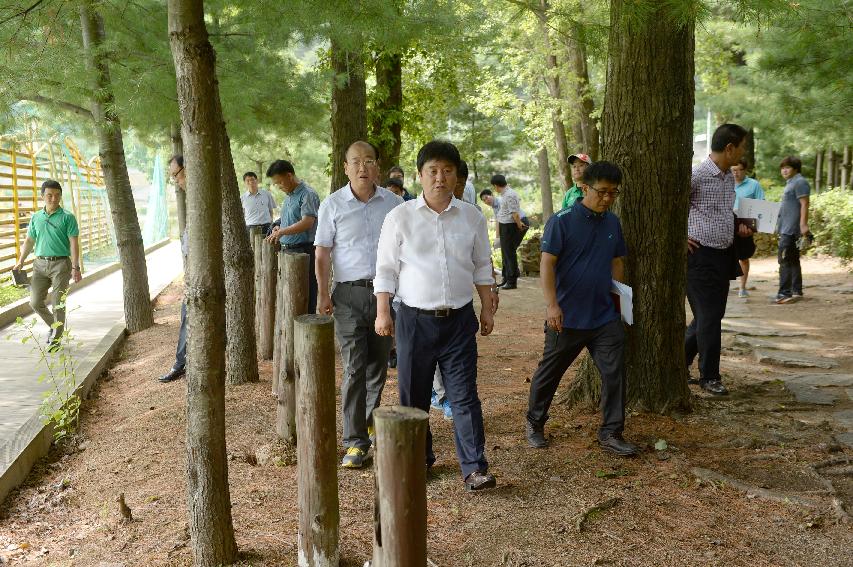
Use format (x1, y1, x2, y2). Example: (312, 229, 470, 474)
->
(0, 278, 27, 307)
(810, 188, 853, 265)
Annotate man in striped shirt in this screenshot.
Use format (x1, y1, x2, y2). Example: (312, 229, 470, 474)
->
(686, 123, 752, 396)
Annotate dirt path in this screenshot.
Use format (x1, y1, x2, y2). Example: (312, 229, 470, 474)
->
(1, 257, 851, 566)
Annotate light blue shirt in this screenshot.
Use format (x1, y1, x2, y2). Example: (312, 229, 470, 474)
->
(733, 177, 765, 211)
(314, 184, 403, 282)
(279, 181, 320, 246)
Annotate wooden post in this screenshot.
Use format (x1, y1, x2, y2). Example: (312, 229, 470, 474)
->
(258, 240, 278, 359)
(272, 252, 286, 396)
(253, 232, 264, 341)
(277, 252, 309, 443)
(295, 315, 339, 567)
(372, 406, 429, 567)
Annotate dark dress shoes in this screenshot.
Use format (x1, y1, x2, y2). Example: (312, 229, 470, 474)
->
(158, 366, 186, 383)
(388, 348, 397, 369)
(598, 433, 640, 457)
(526, 421, 548, 448)
(700, 379, 729, 396)
(500, 282, 517, 290)
(464, 471, 497, 492)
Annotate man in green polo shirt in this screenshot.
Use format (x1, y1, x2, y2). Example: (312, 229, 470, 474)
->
(13, 179, 82, 347)
(561, 153, 591, 210)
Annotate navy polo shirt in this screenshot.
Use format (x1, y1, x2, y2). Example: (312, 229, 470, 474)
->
(540, 199, 627, 330)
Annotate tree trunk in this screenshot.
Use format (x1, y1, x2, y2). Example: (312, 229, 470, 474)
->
(373, 406, 429, 567)
(538, 146, 554, 223)
(565, 24, 600, 161)
(167, 1, 238, 564)
(295, 315, 340, 566)
(841, 145, 851, 191)
(534, 1, 571, 191)
(827, 149, 837, 188)
(330, 41, 367, 193)
(219, 130, 259, 385)
(744, 128, 755, 171)
(815, 150, 823, 192)
(171, 121, 187, 235)
(370, 51, 403, 172)
(80, 3, 153, 333)
(564, 0, 694, 413)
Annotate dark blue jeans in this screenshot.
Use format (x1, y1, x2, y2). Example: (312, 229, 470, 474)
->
(395, 302, 488, 478)
(777, 233, 802, 297)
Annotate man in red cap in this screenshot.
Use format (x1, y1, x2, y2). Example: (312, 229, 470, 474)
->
(561, 153, 591, 210)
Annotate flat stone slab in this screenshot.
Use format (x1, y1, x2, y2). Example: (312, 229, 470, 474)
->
(784, 382, 838, 405)
(832, 409, 853, 431)
(734, 335, 824, 352)
(784, 373, 853, 387)
(721, 319, 807, 337)
(836, 432, 853, 448)
(754, 349, 839, 369)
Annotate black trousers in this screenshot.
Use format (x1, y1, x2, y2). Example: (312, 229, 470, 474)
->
(685, 245, 737, 382)
(777, 233, 802, 297)
(282, 243, 318, 314)
(499, 222, 523, 283)
(395, 302, 488, 478)
(527, 319, 626, 439)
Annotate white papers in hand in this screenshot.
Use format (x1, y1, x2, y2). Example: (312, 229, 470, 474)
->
(737, 198, 781, 234)
(611, 280, 633, 325)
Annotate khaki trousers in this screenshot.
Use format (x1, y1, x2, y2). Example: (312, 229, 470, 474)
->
(29, 257, 72, 338)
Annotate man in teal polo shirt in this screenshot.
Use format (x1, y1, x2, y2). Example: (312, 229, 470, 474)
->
(560, 153, 591, 210)
(265, 159, 320, 313)
(13, 179, 82, 347)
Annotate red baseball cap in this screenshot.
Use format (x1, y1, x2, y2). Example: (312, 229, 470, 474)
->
(568, 153, 591, 165)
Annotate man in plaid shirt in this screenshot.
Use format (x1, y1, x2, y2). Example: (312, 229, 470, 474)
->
(686, 123, 752, 396)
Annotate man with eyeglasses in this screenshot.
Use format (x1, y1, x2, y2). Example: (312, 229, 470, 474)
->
(159, 155, 190, 383)
(525, 161, 639, 457)
(13, 179, 82, 351)
(240, 171, 277, 237)
(265, 159, 320, 314)
(315, 141, 403, 469)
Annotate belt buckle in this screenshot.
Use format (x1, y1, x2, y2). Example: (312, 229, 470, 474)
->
(435, 308, 450, 318)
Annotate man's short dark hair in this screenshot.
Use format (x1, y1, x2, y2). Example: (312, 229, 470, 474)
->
(582, 161, 623, 186)
(385, 177, 404, 189)
(458, 159, 469, 180)
(267, 160, 295, 177)
(479, 189, 493, 200)
(169, 155, 184, 168)
(41, 179, 62, 194)
(710, 124, 749, 153)
(388, 165, 404, 177)
(416, 140, 461, 172)
(243, 171, 258, 181)
(780, 156, 802, 172)
(490, 174, 507, 187)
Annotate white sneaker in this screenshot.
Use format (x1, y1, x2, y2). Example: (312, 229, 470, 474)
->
(738, 289, 749, 298)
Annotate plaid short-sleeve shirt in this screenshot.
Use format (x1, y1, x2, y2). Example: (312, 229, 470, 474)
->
(688, 158, 735, 249)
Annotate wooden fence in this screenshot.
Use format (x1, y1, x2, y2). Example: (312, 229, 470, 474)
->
(0, 137, 114, 277)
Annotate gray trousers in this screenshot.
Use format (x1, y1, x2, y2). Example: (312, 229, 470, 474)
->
(433, 367, 446, 402)
(333, 282, 393, 451)
(30, 257, 71, 339)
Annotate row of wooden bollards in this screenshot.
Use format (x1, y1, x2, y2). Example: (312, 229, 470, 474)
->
(251, 233, 430, 566)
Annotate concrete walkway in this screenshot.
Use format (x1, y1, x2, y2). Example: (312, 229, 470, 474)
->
(0, 242, 182, 502)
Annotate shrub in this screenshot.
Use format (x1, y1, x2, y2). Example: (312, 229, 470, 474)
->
(810, 188, 853, 265)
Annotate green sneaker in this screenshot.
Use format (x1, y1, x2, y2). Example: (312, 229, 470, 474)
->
(341, 447, 367, 469)
(368, 425, 376, 448)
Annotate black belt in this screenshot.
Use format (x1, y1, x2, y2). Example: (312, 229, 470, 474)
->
(402, 301, 471, 318)
(340, 279, 373, 288)
(36, 256, 69, 261)
(280, 243, 313, 250)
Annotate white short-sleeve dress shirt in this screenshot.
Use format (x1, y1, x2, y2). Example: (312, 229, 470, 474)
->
(314, 183, 403, 282)
(374, 195, 494, 310)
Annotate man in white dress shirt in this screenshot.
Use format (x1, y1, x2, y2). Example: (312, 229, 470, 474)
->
(316, 140, 404, 469)
(374, 140, 498, 492)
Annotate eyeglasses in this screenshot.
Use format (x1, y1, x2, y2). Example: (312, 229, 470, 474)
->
(589, 187, 620, 199)
(347, 159, 378, 168)
(170, 166, 184, 182)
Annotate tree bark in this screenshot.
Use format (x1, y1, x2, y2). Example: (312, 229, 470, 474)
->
(537, 146, 554, 223)
(564, 0, 694, 413)
(295, 315, 340, 566)
(219, 130, 259, 384)
(80, 3, 154, 333)
(373, 406, 429, 567)
(815, 150, 823, 192)
(534, 1, 571, 191)
(841, 145, 851, 191)
(170, 122, 187, 236)
(167, 1, 237, 564)
(564, 24, 600, 160)
(330, 41, 367, 193)
(258, 240, 279, 360)
(827, 149, 837, 188)
(743, 128, 755, 171)
(370, 51, 403, 173)
(277, 251, 309, 444)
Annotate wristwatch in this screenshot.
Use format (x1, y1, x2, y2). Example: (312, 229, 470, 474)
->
(72, 266, 81, 271)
